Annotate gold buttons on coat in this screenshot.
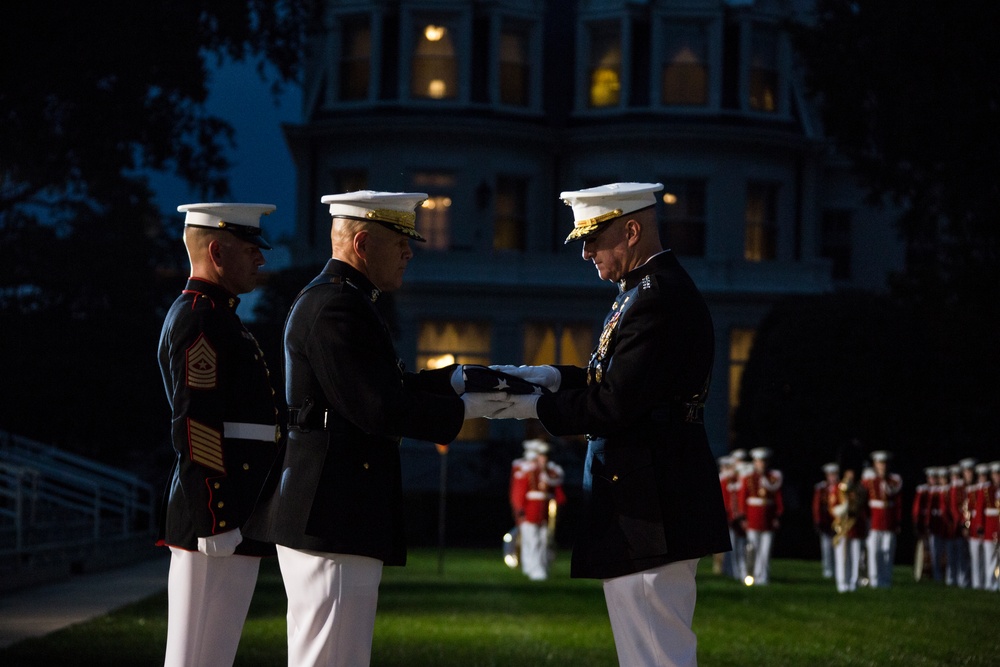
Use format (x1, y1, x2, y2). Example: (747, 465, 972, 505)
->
(612, 475, 619, 482)
(217, 501, 224, 508)
(243, 463, 250, 471)
(214, 482, 221, 489)
(219, 521, 227, 528)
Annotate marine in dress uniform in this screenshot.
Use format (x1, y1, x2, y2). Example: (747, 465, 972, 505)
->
(966, 463, 990, 589)
(983, 462, 1000, 591)
(715, 456, 737, 577)
(927, 467, 950, 582)
(510, 440, 566, 581)
(727, 452, 751, 582)
(947, 459, 976, 587)
(490, 183, 731, 667)
(861, 450, 903, 588)
(829, 468, 867, 592)
(157, 202, 281, 666)
(244, 191, 509, 667)
(737, 447, 784, 586)
(813, 463, 840, 579)
(911, 467, 938, 581)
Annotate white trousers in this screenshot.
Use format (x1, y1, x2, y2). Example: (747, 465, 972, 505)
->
(866, 530, 896, 588)
(602, 559, 700, 667)
(729, 530, 747, 582)
(745, 529, 773, 585)
(819, 533, 834, 578)
(982, 539, 998, 591)
(519, 522, 550, 580)
(164, 547, 260, 667)
(968, 537, 984, 589)
(276, 545, 383, 667)
(834, 538, 862, 593)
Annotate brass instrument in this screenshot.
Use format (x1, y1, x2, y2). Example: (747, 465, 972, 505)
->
(831, 470, 861, 546)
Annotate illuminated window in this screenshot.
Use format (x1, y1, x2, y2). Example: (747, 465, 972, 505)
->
(588, 21, 621, 108)
(729, 328, 756, 430)
(499, 25, 529, 106)
(412, 172, 455, 251)
(661, 22, 708, 106)
(412, 21, 458, 100)
(749, 25, 778, 112)
(524, 323, 593, 367)
(661, 179, 706, 256)
(418, 321, 491, 440)
(744, 182, 778, 262)
(339, 16, 371, 100)
(494, 176, 527, 251)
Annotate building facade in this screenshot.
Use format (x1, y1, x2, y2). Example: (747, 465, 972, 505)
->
(282, 0, 903, 455)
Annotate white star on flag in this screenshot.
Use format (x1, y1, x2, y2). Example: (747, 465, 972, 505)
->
(494, 378, 509, 391)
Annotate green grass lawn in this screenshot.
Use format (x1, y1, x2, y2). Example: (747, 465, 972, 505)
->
(2, 549, 997, 666)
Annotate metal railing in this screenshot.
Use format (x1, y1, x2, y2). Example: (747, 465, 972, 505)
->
(0, 432, 156, 560)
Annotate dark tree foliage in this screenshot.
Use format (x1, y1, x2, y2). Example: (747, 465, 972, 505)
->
(0, 1, 313, 471)
(792, 1, 1000, 311)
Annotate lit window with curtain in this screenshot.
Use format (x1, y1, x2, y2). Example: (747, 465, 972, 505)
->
(728, 327, 756, 432)
(524, 323, 593, 368)
(749, 24, 778, 112)
(417, 321, 491, 440)
(661, 179, 706, 256)
(499, 22, 529, 106)
(588, 21, 622, 108)
(412, 172, 455, 251)
(744, 181, 778, 262)
(412, 19, 458, 100)
(339, 15, 371, 101)
(661, 21, 708, 106)
(493, 176, 527, 251)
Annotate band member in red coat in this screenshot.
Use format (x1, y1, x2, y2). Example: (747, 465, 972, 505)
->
(911, 467, 937, 581)
(737, 447, 783, 585)
(947, 459, 977, 587)
(510, 439, 566, 581)
(981, 462, 1000, 592)
(813, 463, 840, 579)
(861, 450, 903, 588)
(967, 463, 990, 589)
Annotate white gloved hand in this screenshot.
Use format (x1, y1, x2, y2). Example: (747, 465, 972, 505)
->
(462, 391, 514, 419)
(491, 394, 540, 420)
(489, 365, 561, 392)
(450, 365, 465, 394)
(197, 527, 243, 557)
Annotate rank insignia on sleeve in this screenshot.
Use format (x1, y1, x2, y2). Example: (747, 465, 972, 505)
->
(186, 334, 217, 389)
(188, 419, 225, 472)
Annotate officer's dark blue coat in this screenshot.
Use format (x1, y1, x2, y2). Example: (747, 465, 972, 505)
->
(246, 259, 465, 564)
(535, 251, 732, 579)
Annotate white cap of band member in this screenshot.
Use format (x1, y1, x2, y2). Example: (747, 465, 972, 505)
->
(559, 182, 663, 243)
(750, 447, 773, 460)
(823, 462, 840, 474)
(870, 450, 892, 463)
(321, 190, 428, 242)
(178, 202, 275, 249)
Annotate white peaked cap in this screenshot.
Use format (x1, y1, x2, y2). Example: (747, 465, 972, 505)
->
(560, 182, 663, 243)
(178, 202, 275, 249)
(321, 190, 428, 242)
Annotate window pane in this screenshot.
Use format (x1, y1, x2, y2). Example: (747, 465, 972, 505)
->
(412, 22, 458, 99)
(418, 321, 491, 441)
(339, 18, 371, 100)
(749, 25, 778, 112)
(525, 323, 593, 367)
(661, 23, 707, 106)
(729, 328, 756, 420)
(413, 172, 455, 251)
(500, 28, 529, 106)
(494, 176, 526, 251)
(662, 179, 706, 256)
(588, 22, 621, 108)
(744, 182, 777, 262)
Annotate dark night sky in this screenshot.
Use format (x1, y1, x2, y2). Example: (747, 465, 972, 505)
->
(149, 58, 301, 242)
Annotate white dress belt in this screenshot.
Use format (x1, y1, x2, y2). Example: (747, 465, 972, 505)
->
(223, 421, 279, 442)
